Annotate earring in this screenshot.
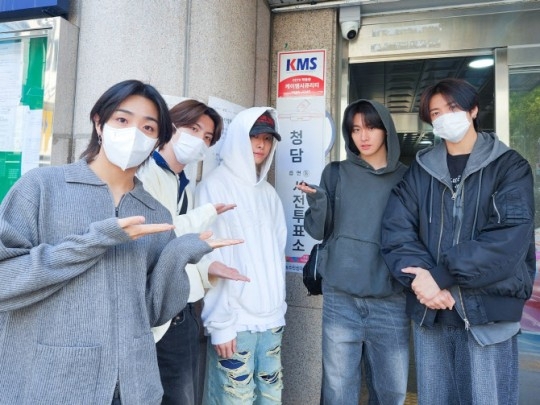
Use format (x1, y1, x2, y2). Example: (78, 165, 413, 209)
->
(98, 135, 102, 145)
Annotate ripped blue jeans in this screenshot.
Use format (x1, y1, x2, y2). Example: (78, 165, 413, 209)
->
(203, 327, 284, 405)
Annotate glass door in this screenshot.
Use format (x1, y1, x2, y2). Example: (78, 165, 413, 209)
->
(507, 53, 540, 405)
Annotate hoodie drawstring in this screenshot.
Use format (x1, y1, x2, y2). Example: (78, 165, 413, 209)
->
(429, 177, 434, 223)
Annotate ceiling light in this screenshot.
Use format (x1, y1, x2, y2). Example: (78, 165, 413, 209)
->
(469, 58, 494, 69)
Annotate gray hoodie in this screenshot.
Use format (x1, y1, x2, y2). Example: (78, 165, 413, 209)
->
(304, 99, 407, 297)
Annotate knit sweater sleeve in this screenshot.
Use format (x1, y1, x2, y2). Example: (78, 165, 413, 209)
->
(0, 185, 132, 312)
(146, 233, 212, 326)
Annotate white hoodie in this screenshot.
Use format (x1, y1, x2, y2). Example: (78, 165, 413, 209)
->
(194, 107, 287, 345)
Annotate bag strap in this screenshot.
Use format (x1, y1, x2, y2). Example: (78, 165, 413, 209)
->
(322, 161, 341, 240)
(327, 161, 340, 212)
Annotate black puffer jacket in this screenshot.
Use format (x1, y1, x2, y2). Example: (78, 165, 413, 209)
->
(381, 132, 535, 327)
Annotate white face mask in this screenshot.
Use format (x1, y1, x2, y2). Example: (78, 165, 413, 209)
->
(172, 131, 209, 165)
(432, 111, 472, 144)
(101, 123, 157, 170)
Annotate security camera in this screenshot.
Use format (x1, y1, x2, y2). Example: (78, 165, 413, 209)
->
(340, 21, 360, 40)
(339, 5, 361, 41)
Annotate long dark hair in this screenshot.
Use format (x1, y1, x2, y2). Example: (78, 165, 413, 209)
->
(169, 99, 223, 146)
(419, 78, 480, 131)
(80, 80, 173, 161)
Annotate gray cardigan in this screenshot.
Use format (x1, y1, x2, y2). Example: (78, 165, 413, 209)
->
(0, 160, 211, 404)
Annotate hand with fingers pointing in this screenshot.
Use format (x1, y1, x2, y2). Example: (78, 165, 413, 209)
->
(118, 216, 175, 239)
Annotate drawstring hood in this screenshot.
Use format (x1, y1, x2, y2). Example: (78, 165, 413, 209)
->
(416, 132, 508, 188)
(418, 132, 508, 232)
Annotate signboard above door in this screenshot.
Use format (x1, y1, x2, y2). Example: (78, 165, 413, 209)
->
(267, 0, 534, 14)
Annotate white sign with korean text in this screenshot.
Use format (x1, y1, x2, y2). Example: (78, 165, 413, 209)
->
(276, 49, 327, 273)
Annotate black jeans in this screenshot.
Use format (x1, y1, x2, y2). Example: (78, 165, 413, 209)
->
(156, 303, 201, 405)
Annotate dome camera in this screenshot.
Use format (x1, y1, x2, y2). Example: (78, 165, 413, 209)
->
(339, 5, 361, 41)
(340, 21, 359, 40)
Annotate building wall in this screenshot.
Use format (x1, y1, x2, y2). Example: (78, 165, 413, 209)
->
(270, 9, 339, 405)
(66, 0, 271, 162)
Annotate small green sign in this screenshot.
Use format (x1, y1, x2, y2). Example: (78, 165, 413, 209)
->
(21, 36, 47, 110)
(0, 151, 22, 202)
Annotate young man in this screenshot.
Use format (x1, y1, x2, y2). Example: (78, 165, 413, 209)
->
(195, 108, 287, 404)
(381, 78, 535, 404)
(137, 99, 249, 405)
(0, 80, 239, 405)
(297, 99, 409, 405)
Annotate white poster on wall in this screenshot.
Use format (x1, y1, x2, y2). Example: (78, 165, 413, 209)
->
(20, 108, 43, 174)
(0, 40, 23, 107)
(0, 40, 23, 151)
(275, 49, 328, 273)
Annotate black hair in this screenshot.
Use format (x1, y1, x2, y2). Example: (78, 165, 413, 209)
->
(343, 100, 385, 155)
(419, 78, 480, 131)
(80, 79, 173, 161)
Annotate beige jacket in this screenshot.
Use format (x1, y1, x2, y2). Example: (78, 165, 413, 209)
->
(137, 155, 217, 341)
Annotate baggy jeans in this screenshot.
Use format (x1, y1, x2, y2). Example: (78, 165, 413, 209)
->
(413, 321, 518, 405)
(203, 327, 284, 405)
(321, 283, 410, 405)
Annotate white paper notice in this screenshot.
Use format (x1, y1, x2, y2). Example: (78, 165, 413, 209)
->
(21, 109, 43, 174)
(0, 106, 17, 150)
(0, 41, 23, 107)
(0, 40, 24, 154)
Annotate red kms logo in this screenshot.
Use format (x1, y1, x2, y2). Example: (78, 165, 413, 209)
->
(286, 57, 318, 71)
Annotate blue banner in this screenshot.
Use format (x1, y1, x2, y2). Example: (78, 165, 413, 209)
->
(0, 0, 69, 20)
